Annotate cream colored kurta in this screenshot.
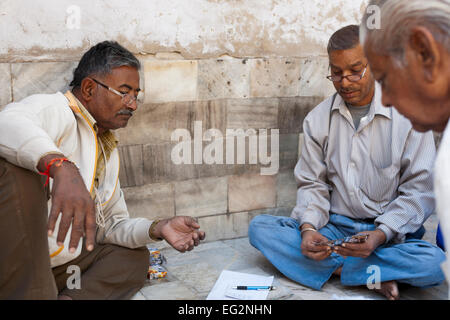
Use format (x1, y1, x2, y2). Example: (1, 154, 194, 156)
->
(0, 91, 155, 267)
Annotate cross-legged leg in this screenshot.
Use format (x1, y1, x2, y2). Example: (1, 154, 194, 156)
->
(249, 214, 346, 290)
(340, 239, 446, 292)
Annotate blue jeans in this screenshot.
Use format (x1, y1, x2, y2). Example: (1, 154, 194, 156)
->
(249, 214, 446, 290)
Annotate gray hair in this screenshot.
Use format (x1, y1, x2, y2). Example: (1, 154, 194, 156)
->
(360, 0, 450, 66)
(70, 41, 141, 88)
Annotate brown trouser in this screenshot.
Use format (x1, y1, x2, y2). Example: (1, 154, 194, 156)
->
(0, 157, 149, 300)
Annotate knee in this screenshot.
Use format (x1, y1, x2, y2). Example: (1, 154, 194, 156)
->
(428, 246, 446, 273)
(131, 246, 150, 273)
(110, 245, 149, 281)
(248, 215, 275, 247)
(413, 244, 446, 285)
(126, 247, 150, 287)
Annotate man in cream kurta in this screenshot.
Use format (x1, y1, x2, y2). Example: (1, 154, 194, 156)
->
(0, 41, 205, 300)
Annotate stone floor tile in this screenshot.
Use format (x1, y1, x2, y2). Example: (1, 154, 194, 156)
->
(168, 262, 222, 295)
(130, 290, 146, 300)
(140, 281, 199, 300)
(136, 214, 447, 300)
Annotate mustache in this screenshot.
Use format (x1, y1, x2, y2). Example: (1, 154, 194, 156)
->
(117, 109, 134, 116)
(339, 87, 359, 94)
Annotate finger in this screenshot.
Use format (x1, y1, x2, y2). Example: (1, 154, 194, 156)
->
(69, 209, 86, 253)
(47, 199, 62, 236)
(334, 246, 364, 258)
(199, 231, 206, 240)
(307, 248, 332, 261)
(341, 242, 367, 251)
(84, 201, 96, 251)
(186, 239, 195, 251)
(305, 241, 330, 252)
(56, 206, 74, 246)
(192, 232, 200, 246)
(175, 242, 185, 253)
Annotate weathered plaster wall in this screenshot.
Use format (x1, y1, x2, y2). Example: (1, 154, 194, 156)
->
(0, 0, 368, 62)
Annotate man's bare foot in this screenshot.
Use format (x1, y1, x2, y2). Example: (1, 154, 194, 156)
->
(371, 280, 400, 300)
(57, 294, 73, 300)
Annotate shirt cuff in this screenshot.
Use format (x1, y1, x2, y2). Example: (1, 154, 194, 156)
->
(149, 219, 163, 241)
(377, 224, 396, 244)
(291, 207, 328, 231)
(135, 218, 157, 245)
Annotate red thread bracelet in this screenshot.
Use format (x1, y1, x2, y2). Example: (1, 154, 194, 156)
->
(39, 157, 70, 186)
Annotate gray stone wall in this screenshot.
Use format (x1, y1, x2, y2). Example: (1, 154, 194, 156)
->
(0, 54, 326, 242)
(117, 55, 329, 242)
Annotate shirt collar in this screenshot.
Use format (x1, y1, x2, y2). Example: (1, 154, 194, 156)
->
(331, 82, 392, 120)
(72, 94, 98, 132)
(64, 90, 119, 146)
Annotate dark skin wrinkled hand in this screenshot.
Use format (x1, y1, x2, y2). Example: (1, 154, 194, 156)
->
(332, 229, 386, 258)
(300, 224, 332, 261)
(151, 216, 206, 252)
(38, 154, 96, 253)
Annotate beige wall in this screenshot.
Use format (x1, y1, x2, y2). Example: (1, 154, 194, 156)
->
(0, 0, 369, 243)
(0, 0, 367, 61)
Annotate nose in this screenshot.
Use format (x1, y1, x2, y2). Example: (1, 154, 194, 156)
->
(340, 77, 352, 88)
(126, 98, 138, 111)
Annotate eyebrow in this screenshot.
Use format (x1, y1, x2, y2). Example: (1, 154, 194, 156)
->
(330, 61, 364, 70)
(350, 61, 364, 68)
(118, 84, 141, 92)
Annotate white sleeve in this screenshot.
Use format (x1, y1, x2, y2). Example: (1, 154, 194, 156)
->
(0, 94, 75, 172)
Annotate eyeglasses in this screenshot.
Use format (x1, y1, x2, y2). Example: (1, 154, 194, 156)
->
(90, 78, 138, 107)
(326, 65, 368, 83)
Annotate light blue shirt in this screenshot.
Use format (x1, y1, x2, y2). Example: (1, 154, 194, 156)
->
(292, 83, 436, 243)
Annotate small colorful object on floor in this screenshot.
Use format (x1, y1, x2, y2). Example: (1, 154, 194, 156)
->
(147, 247, 167, 280)
(148, 248, 166, 265)
(147, 265, 168, 280)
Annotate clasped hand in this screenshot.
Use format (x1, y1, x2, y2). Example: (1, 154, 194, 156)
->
(301, 229, 386, 260)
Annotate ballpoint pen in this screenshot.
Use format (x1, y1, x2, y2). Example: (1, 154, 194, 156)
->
(232, 286, 276, 290)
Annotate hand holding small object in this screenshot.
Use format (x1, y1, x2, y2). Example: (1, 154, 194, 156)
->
(313, 233, 370, 248)
(332, 230, 386, 258)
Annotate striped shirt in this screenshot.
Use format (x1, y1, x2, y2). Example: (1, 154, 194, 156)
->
(291, 83, 436, 243)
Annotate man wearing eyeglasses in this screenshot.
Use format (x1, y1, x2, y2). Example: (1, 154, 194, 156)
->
(0, 41, 205, 300)
(249, 25, 445, 300)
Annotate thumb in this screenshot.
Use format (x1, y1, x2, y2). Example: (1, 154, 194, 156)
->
(184, 216, 200, 229)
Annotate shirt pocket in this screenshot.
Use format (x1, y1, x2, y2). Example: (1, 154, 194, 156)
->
(359, 160, 398, 203)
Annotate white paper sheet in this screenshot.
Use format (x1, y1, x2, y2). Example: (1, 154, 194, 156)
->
(206, 270, 274, 300)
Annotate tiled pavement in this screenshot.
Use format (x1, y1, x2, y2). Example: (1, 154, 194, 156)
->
(132, 213, 448, 300)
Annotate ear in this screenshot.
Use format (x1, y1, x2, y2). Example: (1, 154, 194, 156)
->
(79, 77, 96, 102)
(408, 26, 441, 82)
